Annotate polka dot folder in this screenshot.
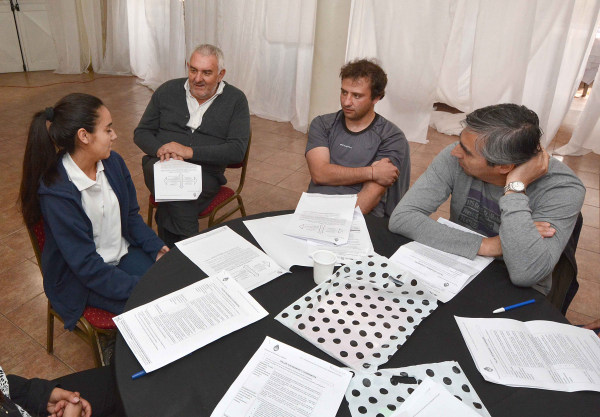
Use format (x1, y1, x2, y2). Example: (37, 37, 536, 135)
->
(276, 254, 439, 372)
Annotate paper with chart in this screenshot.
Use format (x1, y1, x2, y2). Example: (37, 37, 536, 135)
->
(284, 193, 357, 245)
(307, 208, 373, 263)
(210, 336, 353, 417)
(390, 219, 493, 303)
(244, 215, 314, 270)
(176, 226, 288, 291)
(455, 316, 600, 392)
(154, 159, 202, 202)
(390, 378, 481, 417)
(113, 271, 268, 373)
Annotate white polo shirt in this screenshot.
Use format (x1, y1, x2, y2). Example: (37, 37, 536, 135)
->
(184, 80, 225, 132)
(62, 153, 129, 265)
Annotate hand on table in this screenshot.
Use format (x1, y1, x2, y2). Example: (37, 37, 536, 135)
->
(47, 388, 91, 417)
(371, 158, 399, 187)
(157, 142, 193, 162)
(506, 148, 549, 189)
(156, 245, 169, 261)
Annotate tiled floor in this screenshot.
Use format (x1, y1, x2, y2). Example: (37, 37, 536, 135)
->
(0, 72, 598, 380)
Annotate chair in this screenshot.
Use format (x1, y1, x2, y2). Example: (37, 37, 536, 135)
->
(546, 212, 584, 314)
(147, 132, 252, 228)
(26, 220, 117, 368)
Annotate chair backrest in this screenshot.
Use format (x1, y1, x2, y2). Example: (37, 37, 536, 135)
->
(26, 220, 45, 268)
(547, 212, 583, 314)
(226, 130, 252, 194)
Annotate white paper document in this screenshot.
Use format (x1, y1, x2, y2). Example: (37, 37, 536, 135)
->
(153, 159, 202, 202)
(307, 208, 374, 263)
(456, 316, 600, 392)
(210, 337, 353, 417)
(244, 215, 314, 270)
(390, 219, 493, 303)
(113, 271, 268, 373)
(285, 193, 357, 245)
(390, 378, 481, 417)
(175, 226, 288, 291)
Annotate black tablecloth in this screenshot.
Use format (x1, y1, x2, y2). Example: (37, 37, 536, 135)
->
(115, 211, 600, 416)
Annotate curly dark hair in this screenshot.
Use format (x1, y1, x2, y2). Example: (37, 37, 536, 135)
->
(340, 58, 387, 100)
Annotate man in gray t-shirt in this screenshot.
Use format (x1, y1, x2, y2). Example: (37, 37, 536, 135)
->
(305, 59, 410, 217)
(389, 104, 586, 295)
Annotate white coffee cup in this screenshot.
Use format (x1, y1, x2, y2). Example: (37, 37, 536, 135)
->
(312, 250, 337, 285)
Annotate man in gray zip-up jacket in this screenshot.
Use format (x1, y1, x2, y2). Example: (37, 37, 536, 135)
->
(389, 104, 585, 295)
(134, 44, 250, 247)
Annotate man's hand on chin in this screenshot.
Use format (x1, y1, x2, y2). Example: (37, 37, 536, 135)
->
(157, 142, 193, 161)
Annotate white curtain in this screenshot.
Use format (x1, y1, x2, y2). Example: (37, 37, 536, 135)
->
(46, 0, 90, 73)
(185, 0, 317, 133)
(555, 63, 600, 155)
(127, 0, 186, 90)
(46, 0, 131, 75)
(346, 0, 600, 145)
(435, 0, 600, 147)
(346, 0, 457, 144)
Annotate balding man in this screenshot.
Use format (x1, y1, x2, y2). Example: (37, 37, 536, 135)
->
(134, 44, 250, 247)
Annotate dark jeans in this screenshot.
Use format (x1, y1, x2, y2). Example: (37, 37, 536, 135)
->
(52, 363, 124, 417)
(86, 246, 155, 315)
(142, 155, 221, 247)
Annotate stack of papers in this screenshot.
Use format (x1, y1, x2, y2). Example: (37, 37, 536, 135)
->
(211, 337, 352, 417)
(390, 378, 482, 417)
(390, 218, 493, 302)
(113, 271, 268, 374)
(307, 208, 374, 263)
(244, 207, 373, 270)
(456, 316, 600, 392)
(284, 193, 357, 245)
(175, 226, 288, 291)
(153, 160, 202, 202)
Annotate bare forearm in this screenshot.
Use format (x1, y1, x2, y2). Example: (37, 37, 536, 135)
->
(310, 163, 372, 186)
(356, 181, 386, 214)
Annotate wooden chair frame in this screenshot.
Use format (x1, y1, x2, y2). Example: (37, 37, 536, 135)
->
(148, 132, 252, 228)
(26, 225, 116, 368)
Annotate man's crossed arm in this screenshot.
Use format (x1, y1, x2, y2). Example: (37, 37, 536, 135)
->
(306, 147, 399, 214)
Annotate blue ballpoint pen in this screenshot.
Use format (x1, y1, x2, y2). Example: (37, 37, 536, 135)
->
(493, 299, 535, 313)
(132, 370, 146, 380)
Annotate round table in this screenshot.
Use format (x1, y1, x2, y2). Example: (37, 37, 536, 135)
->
(115, 211, 600, 416)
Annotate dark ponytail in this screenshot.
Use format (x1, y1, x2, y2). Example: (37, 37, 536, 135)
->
(19, 93, 104, 229)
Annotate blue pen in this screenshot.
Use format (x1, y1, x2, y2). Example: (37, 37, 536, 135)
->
(132, 370, 146, 380)
(493, 299, 535, 314)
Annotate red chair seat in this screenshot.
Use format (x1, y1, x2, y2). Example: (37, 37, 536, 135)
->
(83, 306, 117, 330)
(149, 186, 236, 217)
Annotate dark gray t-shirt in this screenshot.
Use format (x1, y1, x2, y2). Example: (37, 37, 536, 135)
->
(305, 111, 410, 217)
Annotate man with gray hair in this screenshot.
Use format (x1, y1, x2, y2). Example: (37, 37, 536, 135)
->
(135, 44, 250, 247)
(389, 103, 585, 295)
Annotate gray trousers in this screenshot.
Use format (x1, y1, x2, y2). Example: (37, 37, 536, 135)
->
(142, 156, 221, 246)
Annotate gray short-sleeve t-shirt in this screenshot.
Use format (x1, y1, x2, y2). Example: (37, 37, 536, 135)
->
(305, 111, 410, 216)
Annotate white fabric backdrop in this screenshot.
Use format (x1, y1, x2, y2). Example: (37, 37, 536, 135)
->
(556, 63, 600, 155)
(185, 0, 317, 133)
(127, 0, 186, 90)
(46, 0, 89, 74)
(434, 0, 600, 148)
(346, 0, 457, 144)
(47, 0, 131, 75)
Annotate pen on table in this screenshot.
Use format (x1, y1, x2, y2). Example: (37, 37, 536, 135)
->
(132, 370, 146, 380)
(493, 299, 535, 314)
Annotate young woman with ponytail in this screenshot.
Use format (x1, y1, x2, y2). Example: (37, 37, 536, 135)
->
(19, 93, 168, 332)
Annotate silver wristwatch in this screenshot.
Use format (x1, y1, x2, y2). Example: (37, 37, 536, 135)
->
(503, 181, 525, 194)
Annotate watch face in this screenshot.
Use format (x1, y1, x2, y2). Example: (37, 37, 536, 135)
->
(511, 181, 525, 192)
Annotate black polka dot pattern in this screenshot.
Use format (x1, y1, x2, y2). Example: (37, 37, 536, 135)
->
(344, 361, 490, 417)
(275, 254, 439, 371)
